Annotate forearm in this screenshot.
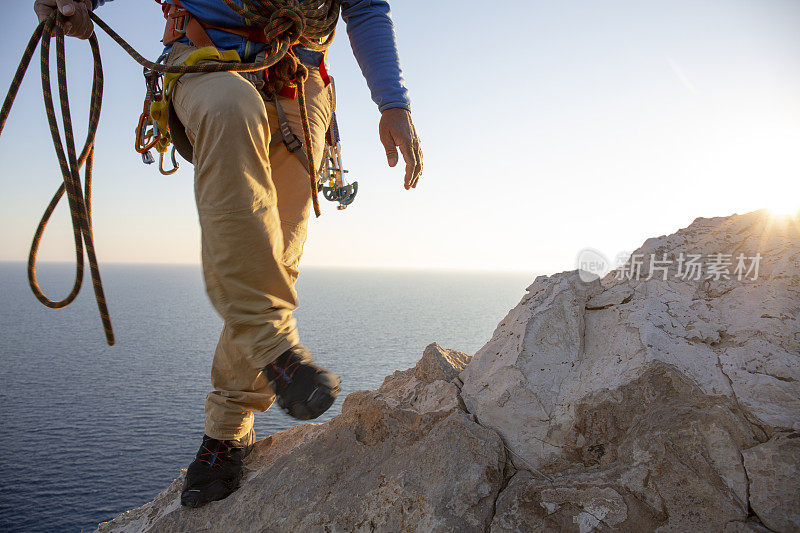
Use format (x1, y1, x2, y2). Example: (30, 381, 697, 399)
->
(342, 0, 411, 112)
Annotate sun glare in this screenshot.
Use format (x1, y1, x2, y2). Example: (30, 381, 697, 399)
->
(766, 201, 800, 219)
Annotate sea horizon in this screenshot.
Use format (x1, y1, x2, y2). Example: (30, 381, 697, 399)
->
(0, 259, 541, 275)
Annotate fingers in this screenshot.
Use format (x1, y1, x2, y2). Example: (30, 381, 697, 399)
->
(56, 0, 77, 16)
(378, 107, 422, 189)
(410, 135, 423, 189)
(380, 127, 399, 168)
(398, 138, 418, 190)
(35, 0, 93, 38)
(34, 0, 59, 23)
(68, 2, 93, 39)
(399, 124, 423, 189)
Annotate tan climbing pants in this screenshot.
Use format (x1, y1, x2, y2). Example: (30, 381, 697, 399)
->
(167, 43, 332, 441)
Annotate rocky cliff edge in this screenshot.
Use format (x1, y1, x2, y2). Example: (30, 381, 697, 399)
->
(99, 210, 800, 532)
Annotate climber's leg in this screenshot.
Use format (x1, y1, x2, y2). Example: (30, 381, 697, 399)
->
(166, 42, 291, 507)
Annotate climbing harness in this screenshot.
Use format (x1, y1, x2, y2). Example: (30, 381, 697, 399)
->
(137, 0, 356, 207)
(0, 0, 342, 344)
(135, 45, 243, 175)
(136, 0, 359, 202)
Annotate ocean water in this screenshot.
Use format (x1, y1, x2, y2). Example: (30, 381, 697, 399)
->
(0, 262, 532, 532)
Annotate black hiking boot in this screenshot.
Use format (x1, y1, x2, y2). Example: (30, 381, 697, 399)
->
(265, 345, 340, 420)
(180, 430, 254, 508)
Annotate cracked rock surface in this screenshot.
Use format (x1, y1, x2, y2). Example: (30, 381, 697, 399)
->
(461, 211, 799, 532)
(99, 211, 799, 532)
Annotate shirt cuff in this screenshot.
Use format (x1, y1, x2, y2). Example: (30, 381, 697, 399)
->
(379, 102, 411, 113)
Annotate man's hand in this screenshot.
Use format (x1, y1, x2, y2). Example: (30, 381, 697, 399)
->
(34, 0, 94, 39)
(379, 108, 422, 190)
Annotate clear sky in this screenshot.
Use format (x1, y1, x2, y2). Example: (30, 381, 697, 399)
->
(1, 0, 798, 274)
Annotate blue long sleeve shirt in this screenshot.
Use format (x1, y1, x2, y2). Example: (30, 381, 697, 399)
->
(93, 0, 411, 112)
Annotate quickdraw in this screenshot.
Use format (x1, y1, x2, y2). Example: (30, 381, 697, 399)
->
(318, 109, 358, 210)
(135, 53, 166, 167)
(316, 77, 357, 209)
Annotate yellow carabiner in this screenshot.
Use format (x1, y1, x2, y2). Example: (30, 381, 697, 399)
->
(159, 146, 179, 175)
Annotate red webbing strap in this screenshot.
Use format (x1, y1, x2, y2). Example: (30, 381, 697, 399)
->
(277, 57, 330, 100)
(319, 59, 330, 86)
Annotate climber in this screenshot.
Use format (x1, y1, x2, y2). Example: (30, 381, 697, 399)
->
(34, 0, 423, 508)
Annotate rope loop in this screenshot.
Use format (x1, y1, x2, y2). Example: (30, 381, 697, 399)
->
(270, 4, 307, 41)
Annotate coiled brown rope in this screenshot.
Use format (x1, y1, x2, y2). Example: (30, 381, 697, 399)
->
(221, 0, 340, 96)
(0, 2, 339, 345)
(0, 14, 113, 344)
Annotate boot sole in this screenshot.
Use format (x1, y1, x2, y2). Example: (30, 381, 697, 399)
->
(279, 380, 340, 420)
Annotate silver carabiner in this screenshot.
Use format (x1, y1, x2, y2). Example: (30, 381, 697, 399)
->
(144, 52, 168, 80)
(141, 151, 155, 165)
(159, 146, 179, 175)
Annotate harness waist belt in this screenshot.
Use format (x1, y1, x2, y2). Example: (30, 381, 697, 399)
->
(161, 2, 268, 48)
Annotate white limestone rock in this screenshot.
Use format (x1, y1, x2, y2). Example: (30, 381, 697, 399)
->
(489, 363, 762, 532)
(461, 210, 799, 530)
